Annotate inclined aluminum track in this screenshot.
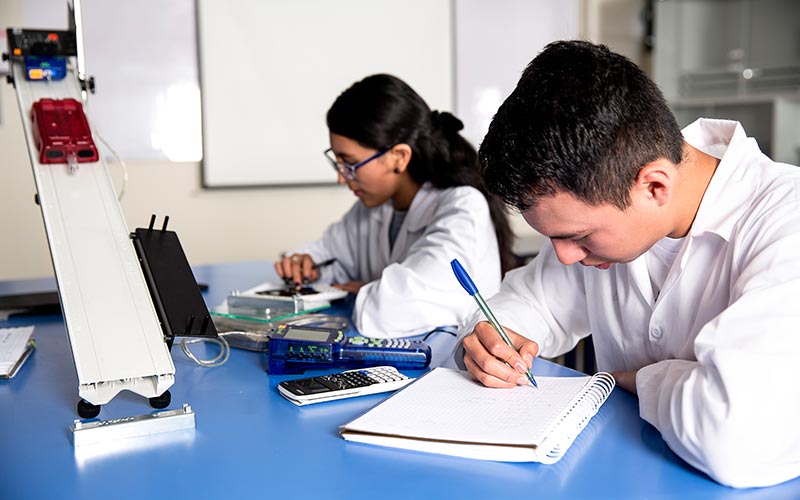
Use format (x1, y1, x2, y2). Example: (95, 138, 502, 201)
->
(10, 60, 175, 405)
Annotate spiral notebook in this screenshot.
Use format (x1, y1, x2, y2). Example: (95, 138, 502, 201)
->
(340, 367, 614, 464)
(0, 326, 35, 379)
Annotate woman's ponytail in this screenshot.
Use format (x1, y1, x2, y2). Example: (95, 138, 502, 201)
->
(327, 74, 517, 274)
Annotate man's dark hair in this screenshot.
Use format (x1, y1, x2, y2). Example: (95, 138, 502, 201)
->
(479, 40, 684, 211)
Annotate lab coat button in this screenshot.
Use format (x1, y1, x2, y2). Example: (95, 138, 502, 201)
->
(651, 327, 663, 339)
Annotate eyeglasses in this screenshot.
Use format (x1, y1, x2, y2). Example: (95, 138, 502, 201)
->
(324, 147, 391, 180)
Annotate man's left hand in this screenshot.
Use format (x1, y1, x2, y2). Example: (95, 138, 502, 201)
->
(611, 370, 638, 394)
(332, 281, 366, 294)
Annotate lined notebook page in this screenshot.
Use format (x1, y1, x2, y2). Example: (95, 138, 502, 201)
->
(344, 367, 593, 446)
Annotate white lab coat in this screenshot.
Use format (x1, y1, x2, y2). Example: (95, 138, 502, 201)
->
(456, 119, 800, 488)
(294, 182, 501, 338)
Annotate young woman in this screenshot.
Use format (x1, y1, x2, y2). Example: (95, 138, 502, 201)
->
(275, 74, 514, 338)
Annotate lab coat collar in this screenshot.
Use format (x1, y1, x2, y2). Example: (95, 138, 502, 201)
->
(368, 182, 437, 233)
(368, 182, 438, 261)
(404, 182, 438, 232)
(682, 118, 755, 243)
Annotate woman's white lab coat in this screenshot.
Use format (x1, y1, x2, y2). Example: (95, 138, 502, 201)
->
(457, 119, 800, 488)
(294, 182, 501, 338)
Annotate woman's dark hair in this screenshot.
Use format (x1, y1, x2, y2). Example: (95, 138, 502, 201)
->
(480, 40, 684, 212)
(327, 74, 516, 274)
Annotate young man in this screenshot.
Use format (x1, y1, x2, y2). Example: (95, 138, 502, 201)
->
(457, 40, 800, 488)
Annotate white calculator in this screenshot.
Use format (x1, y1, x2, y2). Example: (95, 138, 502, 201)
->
(277, 366, 414, 406)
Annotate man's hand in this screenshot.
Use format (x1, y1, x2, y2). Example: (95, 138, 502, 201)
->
(462, 321, 539, 388)
(611, 370, 638, 394)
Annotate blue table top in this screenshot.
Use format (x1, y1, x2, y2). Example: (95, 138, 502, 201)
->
(2, 261, 799, 499)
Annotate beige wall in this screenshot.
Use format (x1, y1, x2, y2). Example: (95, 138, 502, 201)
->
(582, 0, 652, 74)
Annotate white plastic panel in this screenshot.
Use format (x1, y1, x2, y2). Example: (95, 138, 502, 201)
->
(10, 61, 174, 404)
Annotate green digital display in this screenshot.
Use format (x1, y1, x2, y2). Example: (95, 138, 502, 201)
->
(283, 327, 332, 342)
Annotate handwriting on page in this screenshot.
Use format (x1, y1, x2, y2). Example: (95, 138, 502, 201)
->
(348, 369, 591, 445)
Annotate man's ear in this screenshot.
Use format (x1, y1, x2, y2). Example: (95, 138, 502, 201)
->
(634, 159, 674, 206)
(390, 144, 412, 173)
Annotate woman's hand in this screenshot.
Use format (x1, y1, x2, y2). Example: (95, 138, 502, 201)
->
(462, 321, 539, 388)
(274, 253, 320, 287)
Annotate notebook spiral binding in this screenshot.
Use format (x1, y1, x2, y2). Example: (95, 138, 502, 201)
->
(539, 372, 616, 464)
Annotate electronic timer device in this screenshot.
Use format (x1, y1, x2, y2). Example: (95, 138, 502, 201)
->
(6, 28, 77, 58)
(278, 366, 413, 406)
(267, 324, 431, 375)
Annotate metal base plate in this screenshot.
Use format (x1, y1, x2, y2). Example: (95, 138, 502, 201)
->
(71, 404, 195, 447)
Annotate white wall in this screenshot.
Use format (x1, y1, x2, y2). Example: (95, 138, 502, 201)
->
(0, 1, 392, 280)
(455, 0, 581, 150)
(0, 61, 357, 282)
(0, 0, 647, 281)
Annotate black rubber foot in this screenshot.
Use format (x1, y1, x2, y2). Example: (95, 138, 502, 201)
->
(149, 390, 171, 409)
(77, 399, 101, 419)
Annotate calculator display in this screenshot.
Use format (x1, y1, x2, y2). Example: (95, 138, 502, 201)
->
(283, 328, 331, 342)
(289, 377, 333, 394)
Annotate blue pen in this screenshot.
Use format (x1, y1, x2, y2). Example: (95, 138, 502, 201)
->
(451, 258, 538, 388)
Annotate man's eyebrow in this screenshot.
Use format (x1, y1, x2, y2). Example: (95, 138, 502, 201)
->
(549, 231, 587, 240)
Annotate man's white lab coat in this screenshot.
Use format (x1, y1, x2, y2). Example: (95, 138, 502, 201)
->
(295, 182, 501, 338)
(457, 119, 800, 488)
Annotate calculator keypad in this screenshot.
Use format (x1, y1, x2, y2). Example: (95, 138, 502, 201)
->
(321, 367, 407, 390)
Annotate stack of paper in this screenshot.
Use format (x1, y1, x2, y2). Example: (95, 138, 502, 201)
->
(0, 326, 35, 378)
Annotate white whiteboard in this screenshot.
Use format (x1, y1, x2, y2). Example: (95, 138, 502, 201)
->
(454, 0, 580, 150)
(197, 0, 453, 187)
(17, 0, 200, 162)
